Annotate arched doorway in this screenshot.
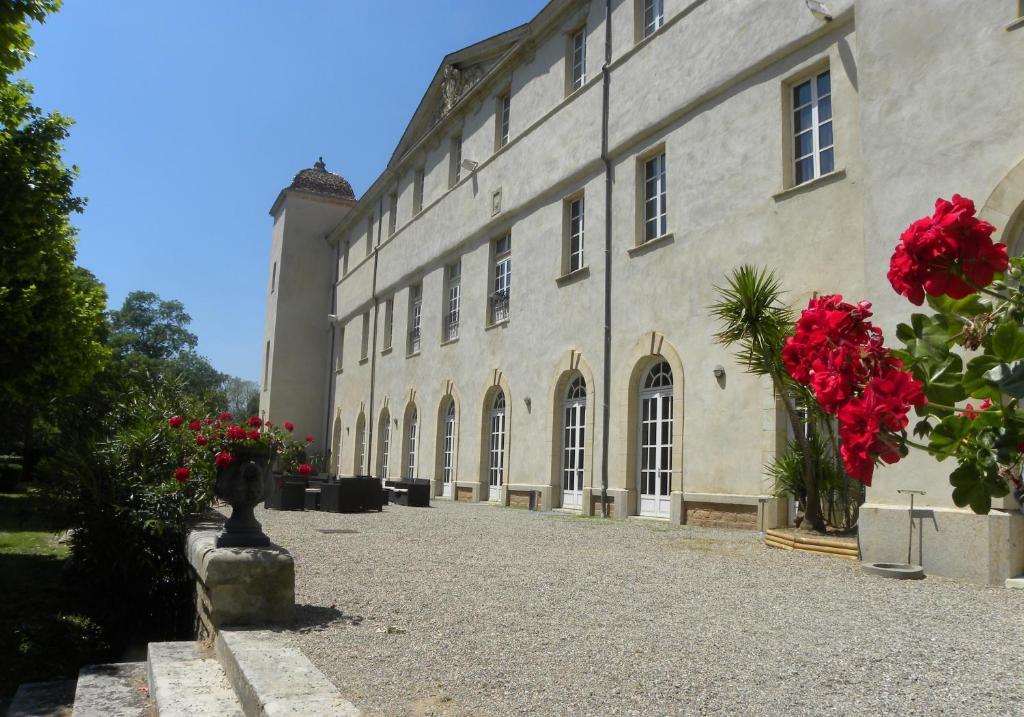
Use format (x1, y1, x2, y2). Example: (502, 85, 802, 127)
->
(638, 361, 673, 517)
(561, 375, 586, 510)
(377, 408, 392, 482)
(441, 398, 457, 497)
(403, 404, 418, 479)
(487, 390, 506, 502)
(353, 411, 366, 476)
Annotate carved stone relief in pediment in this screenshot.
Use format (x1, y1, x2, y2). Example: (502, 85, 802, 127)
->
(433, 63, 487, 125)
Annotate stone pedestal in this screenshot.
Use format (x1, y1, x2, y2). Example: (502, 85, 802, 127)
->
(186, 517, 294, 638)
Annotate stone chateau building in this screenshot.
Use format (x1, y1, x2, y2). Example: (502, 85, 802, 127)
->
(262, 0, 1024, 584)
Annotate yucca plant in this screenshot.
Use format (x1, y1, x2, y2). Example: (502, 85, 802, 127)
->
(710, 265, 826, 531)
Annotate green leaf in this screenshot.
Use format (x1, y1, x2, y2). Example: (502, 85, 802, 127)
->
(963, 355, 1001, 399)
(928, 415, 973, 459)
(990, 321, 1024, 362)
(926, 293, 990, 319)
(985, 360, 1024, 398)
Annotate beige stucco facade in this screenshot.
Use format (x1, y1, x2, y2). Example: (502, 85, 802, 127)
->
(262, 0, 1024, 584)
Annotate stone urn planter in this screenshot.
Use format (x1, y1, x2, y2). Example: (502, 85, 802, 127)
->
(214, 445, 272, 548)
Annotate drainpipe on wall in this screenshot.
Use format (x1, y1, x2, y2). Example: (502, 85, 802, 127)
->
(599, 0, 613, 519)
(323, 236, 340, 463)
(365, 196, 384, 476)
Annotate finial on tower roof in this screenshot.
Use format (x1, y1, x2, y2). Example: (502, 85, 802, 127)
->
(314, 156, 326, 171)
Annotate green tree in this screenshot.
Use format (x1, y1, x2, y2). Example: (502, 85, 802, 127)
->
(710, 265, 826, 532)
(222, 376, 260, 418)
(0, 1, 109, 473)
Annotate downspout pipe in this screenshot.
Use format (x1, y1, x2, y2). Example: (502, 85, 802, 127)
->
(323, 237, 340, 461)
(599, 0, 613, 518)
(365, 196, 384, 476)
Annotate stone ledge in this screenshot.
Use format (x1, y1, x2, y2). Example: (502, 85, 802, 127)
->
(187, 517, 295, 636)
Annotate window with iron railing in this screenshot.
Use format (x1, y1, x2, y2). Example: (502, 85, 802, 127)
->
(445, 261, 461, 341)
(408, 284, 422, 354)
(490, 234, 511, 324)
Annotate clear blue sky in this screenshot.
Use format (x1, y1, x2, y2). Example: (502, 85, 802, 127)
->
(23, 0, 545, 381)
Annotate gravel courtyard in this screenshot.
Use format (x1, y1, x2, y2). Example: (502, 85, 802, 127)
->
(256, 501, 1023, 717)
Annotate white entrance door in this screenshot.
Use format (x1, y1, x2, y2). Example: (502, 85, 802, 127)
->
(442, 401, 455, 498)
(488, 391, 506, 502)
(638, 362, 673, 517)
(561, 376, 586, 510)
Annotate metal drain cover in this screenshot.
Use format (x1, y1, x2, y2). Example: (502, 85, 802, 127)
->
(316, 528, 358, 534)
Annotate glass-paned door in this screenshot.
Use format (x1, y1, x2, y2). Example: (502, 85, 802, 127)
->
(406, 410, 417, 479)
(638, 362, 672, 517)
(379, 414, 391, 484)
(488, 391, 506, 502)
(442, 401, 455, 497)
(561, 376, 586, 510)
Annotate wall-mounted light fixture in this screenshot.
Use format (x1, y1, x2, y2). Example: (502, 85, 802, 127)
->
(713, 365, 726, 379)
(460, 158, 480, 174)
(524, 396, 532, 410)
(805, 0, 832, 21)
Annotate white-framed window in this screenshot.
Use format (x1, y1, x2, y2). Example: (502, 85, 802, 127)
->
(388, 193, 398, 236)
(383, 297, 394, 351)
(562, 375, 587, 509)
(442, 399, 456, 493)
(342, 323, 350, 368)
(413, 168, 425, 214)
(638, 361, 673, 517)
(490, 234, 511, 324)
(408, 284, 422, 354)
(270, 261, 277, 293)
(566, 195, 585, 273)
(379, 410, 391, 480)
(444, 261, 461, 341)
(791, 69, 833, 186)
(450, 135, 463, 187)
(355, 413, 366, 475)
(360, 312, 369, 360)
(406, 408, 418, 479)
(569, 27, 586, 92)
(366, 215, 374, 255)
(641, 0, 664, 39)
(642, 151, 667, 242)
(488, 390, 506, 501)
(496, 92, 511, 149)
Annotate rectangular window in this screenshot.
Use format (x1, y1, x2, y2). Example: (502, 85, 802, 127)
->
(490, 234, 511, 324)
(383, 297, 394, 351)
(413, 169, 425, 214)
(366, 215, 374, 255)
(496, 93, 510, 149)
(388, 193, 398, 236)
(642, 152, 667, 242)
(360, 312, 369, 361)
(566, 196, 585, 273)
(263, 341, 270, 387)
(408, 284, 422, 355)
(792, 69, 833, 186)
(641, 0, 664, 38)
(336, 327, 344, 372)
(570, 27, 586, 92)
(444, 261, 461, 342)
(270, 261, 277, 293)
(450, 135, 463, 187)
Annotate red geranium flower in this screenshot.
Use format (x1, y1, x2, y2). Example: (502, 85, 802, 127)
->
(188, 419, 202, 431)
(203, 416, 214, 425)
(195, 434, 209, 446)
(298, 463, 312, 475)
(888, 195, 1007, 305)
(246, 416, 262, 428)
(219, 412, 233, 421)
(214, 451, 234, 467)
(283, 421, 294, 432)
(963, 398, 993, 420)
(246, 429, 261, 441)
(226, 426, 247, 441)
(265, 421, 273, 428)
(168, 415, 184, 428)
(174, 467, 190, 483)
(305, 434, 314, 444)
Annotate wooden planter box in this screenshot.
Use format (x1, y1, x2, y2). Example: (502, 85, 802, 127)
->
(320, 477, 384, 513)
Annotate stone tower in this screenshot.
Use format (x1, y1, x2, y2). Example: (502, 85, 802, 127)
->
(260, 158, 355, 453)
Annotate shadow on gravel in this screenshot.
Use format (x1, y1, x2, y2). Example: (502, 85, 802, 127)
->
(288, 604, 364, 634)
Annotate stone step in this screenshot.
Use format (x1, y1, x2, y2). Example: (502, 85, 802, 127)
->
(215, 630, 360, 717)
(71, 663, 149, 717)
(6, 679, 76, 717)
(147, 642, 244, 717)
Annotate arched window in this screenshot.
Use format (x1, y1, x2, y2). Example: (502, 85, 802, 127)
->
(354, 412, 366, 476)
(406, 408, 418, 479)
(378, 409, 391, 481)
(488, 390, 506, 502)
(562, 376, 586, 509)
(331, 412, 343, 476)
(638, 361, 672, 517)
(441, 399, 456, 497)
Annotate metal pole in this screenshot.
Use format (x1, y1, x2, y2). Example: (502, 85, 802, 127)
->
(897, 489, 926, 565)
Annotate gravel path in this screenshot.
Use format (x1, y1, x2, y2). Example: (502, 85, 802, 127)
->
(256, 501, 1024, 717)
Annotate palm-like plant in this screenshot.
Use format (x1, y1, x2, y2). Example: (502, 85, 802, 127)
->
(710, 265, 826, 532)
